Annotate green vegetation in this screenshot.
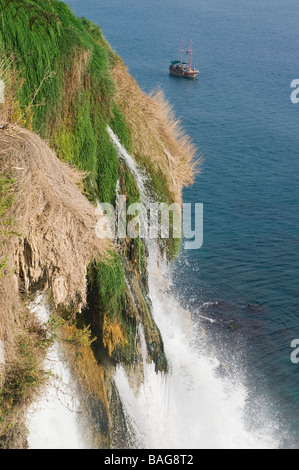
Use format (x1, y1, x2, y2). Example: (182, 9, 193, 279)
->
(110, 102, 132, 153)
(96, 254, 126, 319)
(3, 0, 61, 30)
(96, 123, 119, 205)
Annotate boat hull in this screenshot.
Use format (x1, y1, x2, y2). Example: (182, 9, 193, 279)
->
(169, 66, 199, 79)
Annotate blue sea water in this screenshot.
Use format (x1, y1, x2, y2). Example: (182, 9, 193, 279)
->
(67, 0, 299, 445)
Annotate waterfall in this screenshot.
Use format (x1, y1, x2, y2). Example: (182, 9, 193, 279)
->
(27, 294, 86, 449)
(108, 127, 280, 449)
(25, 129, 280, 449)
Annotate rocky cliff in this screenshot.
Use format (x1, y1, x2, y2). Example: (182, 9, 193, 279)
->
(0, 0, 196, 448)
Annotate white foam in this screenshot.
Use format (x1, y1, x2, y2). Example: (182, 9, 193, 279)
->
(27, 295, 86, 449)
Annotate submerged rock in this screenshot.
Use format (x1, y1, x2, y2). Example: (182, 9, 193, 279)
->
(226, 320, 243, 332)
(247, 303, 267, 314)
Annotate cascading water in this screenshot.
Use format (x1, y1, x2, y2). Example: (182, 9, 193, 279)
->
(27, 295, 86, 449)
(25, 129, 281, 449)
(108, 127, 280, 449)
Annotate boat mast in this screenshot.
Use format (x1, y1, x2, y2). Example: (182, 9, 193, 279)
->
(190, 39, 192, 70)
(180, 39, 183, 66)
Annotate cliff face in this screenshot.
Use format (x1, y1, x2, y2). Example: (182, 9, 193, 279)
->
(0, 127, 108, 308)
(0, 0, 196, 448)
(0, 127, 109, 447)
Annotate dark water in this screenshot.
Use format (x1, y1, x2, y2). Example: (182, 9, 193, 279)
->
(66, 0, 299, 445)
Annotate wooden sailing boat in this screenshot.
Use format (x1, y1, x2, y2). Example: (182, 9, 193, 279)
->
(169, 40, 199, 79)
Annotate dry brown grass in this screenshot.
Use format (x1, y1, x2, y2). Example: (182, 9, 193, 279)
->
(64, 48, 91, 104)
(0, 126, 109, 313)
(47, 47, 92, 148)
(102, 315, 128, 358)
(112, 60, 200, 202)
